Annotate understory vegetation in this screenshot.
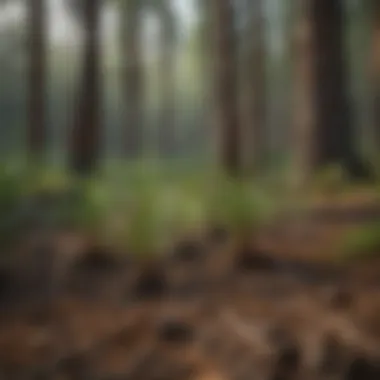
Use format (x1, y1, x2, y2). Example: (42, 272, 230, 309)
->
(1, 160, 380, 265)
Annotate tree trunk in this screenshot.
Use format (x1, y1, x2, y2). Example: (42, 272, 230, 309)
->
(69, 0, 101, 175)
(312, 0, 354, 168)
(28, 0, 47, 159)
(121, 0, 144, 158)
(242, 0, 267, 174)
(371, 1, 380, 150)
(157, 7, 176, 157)
(293, 0, 358, 183)
(197, 0, 214, 158)
(211, 0, 241, 177)
(292, 0, 316, 186)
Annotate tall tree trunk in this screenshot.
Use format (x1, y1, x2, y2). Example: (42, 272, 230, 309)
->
(371, 0, 380, 150)
(69, 0, 101, 175)
(121, 0, 144, 158)
(292, 0, 315, 186)
(312, 0, 354, 168)
(157, 6, 176, 157)
(28, 0, 47, 159)
(197, 0, 214, 157)
(293, 0, 357, 182)
(211, 0, 241, 177)
(242, 0, 267, 174)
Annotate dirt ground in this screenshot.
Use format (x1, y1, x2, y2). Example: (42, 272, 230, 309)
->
(0, 201, 380, 379)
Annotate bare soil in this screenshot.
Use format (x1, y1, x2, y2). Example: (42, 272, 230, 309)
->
(0, 200, 380, 379)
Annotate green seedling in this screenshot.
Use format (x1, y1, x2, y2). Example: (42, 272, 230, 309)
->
(339, 223, 380, 262)
(312, 163, 348, 197)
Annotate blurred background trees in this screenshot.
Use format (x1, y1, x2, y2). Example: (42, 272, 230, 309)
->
(67, 0, 102, 175)
(27, 0, 47, 159)
(0, 0, 378, 180)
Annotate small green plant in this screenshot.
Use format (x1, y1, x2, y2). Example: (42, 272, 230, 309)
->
(205, 177, 275, 240)
(312, 163, 348, 196)
(127, 188, 161, 258)
(339, 223, 380, 261)
(369, 151, 380, 182)
(122, 172, 173, 259)
(23, 165, 72, 196)
(122, 170, 213, 259)
(0, 164, 28, 250)
(2, 164, 113, 237)
(161, 185, 207, 241)
(57, 178, 110, 232)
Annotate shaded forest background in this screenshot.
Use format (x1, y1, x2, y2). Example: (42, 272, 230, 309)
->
(2, 2, 380, 379)
(0, 0, 374, 176)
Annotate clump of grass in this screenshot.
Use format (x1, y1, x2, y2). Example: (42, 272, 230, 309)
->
(0, 158, 282, 267)
(339, 223, 380, 262)
(312, 163, 349, 197)
(22, 165, 72, 196)
(160, 186, 206, 240)
(110, 168, 210, 259)
(0, 162, 113, 252)
(57, 178, 110, 232)
(111, 167, 179, 260)
(210, 178, 274, 232)
(0, 163, 28, 250)
(126, 178, 166, 259)
(200, 176, 280, 272)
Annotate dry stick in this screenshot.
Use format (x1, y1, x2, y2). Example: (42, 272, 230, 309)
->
(219, 308, 272, 355)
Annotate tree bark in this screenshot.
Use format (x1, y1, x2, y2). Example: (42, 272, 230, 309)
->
(293, 0, 357, 182)
(197, 0, 214, 158)
(157, 6, 176, 157)
(28, 0, 47, 159)
(121, 0, 144, 158)
(371, 0, 380, 150)
(211, 0, 241, 177)
(312, 0, 354, 168)
(69, 0, 101, 175)
(292, 0, 316, 186)
(242, 0, 267, 173)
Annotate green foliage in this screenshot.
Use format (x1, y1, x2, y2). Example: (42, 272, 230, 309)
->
(204, 176, 276, 237)
(125, 176, 165, 259)
(22, 165, 72, 196)
(340, 223, 380, 261)
(0, 163, 28, 249)
(0, 163, 108, 250)
(370, 153, 380, 183)
(94, 161, 196, 258)
(57, 179, 110, 231)
(0, 163, 24, 213)
(98, 162, 275, 257)
(122, 164, 207, 258)
(18, 165, 107, 232)
(160, 182, 207, 238)
(0, 160, 280, 259)
(312, 163, 349, 195)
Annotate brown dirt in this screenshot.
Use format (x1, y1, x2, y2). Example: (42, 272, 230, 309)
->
(0, 201, 380, 379)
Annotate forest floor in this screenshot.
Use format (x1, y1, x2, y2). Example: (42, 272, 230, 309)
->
(0, 193, 380, 379)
